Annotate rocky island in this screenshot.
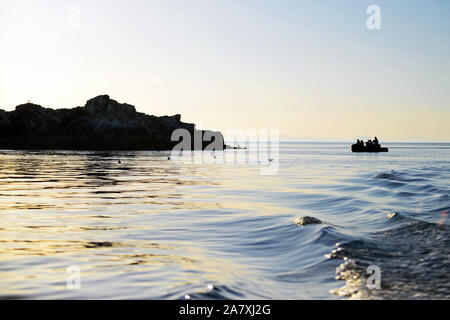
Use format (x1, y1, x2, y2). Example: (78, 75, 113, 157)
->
(0, 95, 225, 151)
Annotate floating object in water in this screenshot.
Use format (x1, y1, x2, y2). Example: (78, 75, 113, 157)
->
(118, 160, 121, 164)
(438, 211, 448, 227)
(387, 212, 397, 219)
(268, 158, 274, 162)
(168, 157, 171, 160)
(225, 144, 247, 150)
(351, 140, 388, 152)
(293, 216, 322, 226)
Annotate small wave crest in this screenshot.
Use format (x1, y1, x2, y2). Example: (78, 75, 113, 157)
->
(327, 216, 450, 299)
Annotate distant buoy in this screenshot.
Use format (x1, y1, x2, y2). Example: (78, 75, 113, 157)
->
(118, 160, 121, 164)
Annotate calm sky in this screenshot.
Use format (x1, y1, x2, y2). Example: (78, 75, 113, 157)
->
(0, 0, 449, 141)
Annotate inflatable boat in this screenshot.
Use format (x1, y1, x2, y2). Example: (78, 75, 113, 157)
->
(351, 144, 388, 153)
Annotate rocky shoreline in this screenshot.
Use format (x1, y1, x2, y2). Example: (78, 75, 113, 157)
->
(0, 95, 225, 151)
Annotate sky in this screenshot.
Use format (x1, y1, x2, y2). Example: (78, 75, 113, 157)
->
(0, 0, 449, 141)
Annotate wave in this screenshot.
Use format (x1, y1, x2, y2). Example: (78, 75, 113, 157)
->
(328, 211, 450, 299)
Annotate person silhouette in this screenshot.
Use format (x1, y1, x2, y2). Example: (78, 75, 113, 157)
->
(374, 137, 379, 146)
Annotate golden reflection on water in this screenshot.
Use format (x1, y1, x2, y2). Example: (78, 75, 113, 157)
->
(0, 151, 261, 298)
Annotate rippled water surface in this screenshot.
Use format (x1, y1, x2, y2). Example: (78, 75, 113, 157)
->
(0, 142, 449, 299)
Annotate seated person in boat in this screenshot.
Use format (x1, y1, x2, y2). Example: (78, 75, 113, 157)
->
(373, 137, 379, 146)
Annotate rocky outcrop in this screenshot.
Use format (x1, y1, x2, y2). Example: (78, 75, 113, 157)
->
(0, 95, 225, 151)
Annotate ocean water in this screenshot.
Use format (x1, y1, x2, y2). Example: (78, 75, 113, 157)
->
(0, 142, 449, 300)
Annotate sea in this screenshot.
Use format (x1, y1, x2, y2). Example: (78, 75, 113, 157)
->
(0, 142, 449, 299)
